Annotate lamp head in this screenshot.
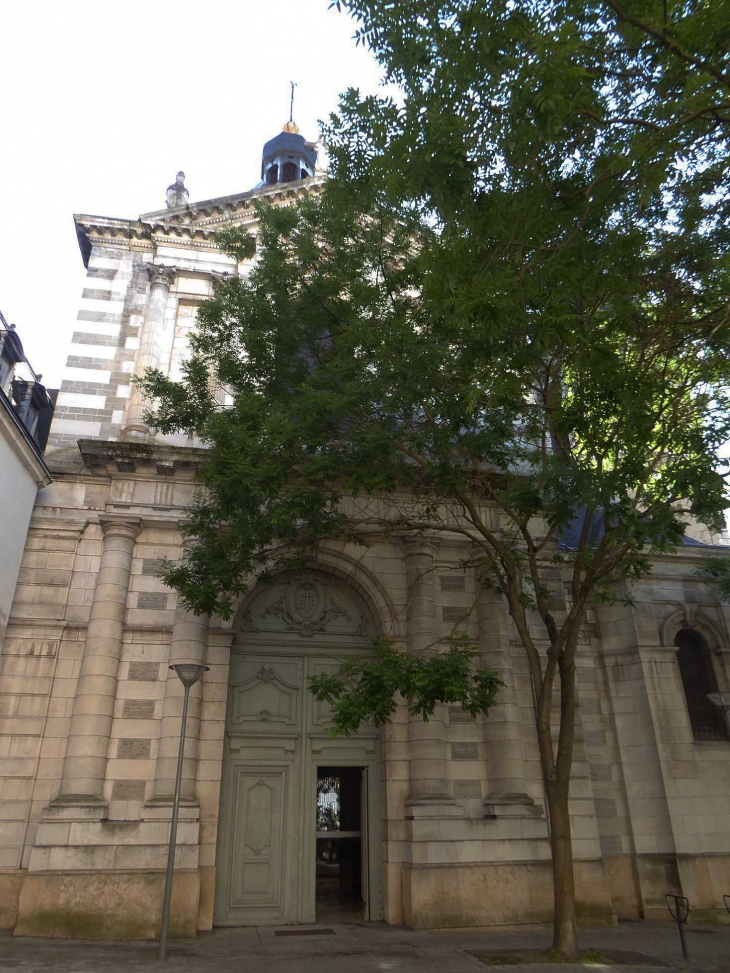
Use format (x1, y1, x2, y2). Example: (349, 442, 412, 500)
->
(169, 663, 209, 688)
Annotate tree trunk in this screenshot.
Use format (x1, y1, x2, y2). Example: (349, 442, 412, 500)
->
(544, 777, 578, 960)
(535, 645, 580, 961)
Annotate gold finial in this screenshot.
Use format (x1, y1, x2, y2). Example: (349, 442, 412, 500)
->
(283, 120, 299, 134)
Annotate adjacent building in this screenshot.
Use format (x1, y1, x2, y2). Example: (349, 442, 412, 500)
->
(0, 123, 729, 939)
(0, 314, 53, 652)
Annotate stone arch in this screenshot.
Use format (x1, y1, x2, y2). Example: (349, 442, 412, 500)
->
(660, 604, 726, 654)
(659, 604, 729, 740)
(231, 546, 403, 642)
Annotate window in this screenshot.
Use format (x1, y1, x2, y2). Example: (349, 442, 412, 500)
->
(0, 354, 12, 392)
(281, 162, 298, 182)
(675, 629, 727, 741)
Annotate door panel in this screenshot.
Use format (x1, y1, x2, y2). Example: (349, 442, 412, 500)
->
(231, 771, 284, 907)
(228, 656, 302, 733)
(217, 766, 289, 923)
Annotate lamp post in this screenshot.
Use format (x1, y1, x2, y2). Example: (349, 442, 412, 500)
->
(158, 663, 209, 963)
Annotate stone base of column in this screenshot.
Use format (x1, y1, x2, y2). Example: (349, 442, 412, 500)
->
(405, 799, 462, 819)
(142, 801, 200, 823)
(43, 800, 108, 822)
(483, 793, 544, 818)
(143, 796, 200, 809)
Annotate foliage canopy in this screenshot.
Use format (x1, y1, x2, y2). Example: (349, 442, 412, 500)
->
(308, 637, 503, 736)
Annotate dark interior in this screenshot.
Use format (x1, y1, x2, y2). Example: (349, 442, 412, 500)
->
(315, 766, 363, 917)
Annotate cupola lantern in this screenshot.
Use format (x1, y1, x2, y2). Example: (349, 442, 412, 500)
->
(259, 83, 318, 186)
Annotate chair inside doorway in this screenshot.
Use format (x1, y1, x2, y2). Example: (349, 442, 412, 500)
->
(316, 767, 363, 921)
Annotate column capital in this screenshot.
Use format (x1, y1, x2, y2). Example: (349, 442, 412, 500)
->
(145, 263, 176, 288)
(400, 536, 438, 561)
(98, 516, 143, 541)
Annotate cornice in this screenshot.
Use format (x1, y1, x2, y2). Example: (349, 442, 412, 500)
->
(140, 175, 323, 223)
(75, 179, 324, 264)
(28, 515, 88, 534)
(77, 437, 209, 476)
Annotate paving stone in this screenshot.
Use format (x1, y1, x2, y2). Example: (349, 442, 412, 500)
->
(0, 922, 728, 973)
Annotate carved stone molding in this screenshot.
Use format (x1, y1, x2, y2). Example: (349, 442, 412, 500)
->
(232, 664, 299, 726)
(261, 577, 353, 637)
(244, 575, 371, 638)
(660, 602, 725, 652)
(210, 271, 236, 292)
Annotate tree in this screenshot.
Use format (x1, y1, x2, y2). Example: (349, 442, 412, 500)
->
(141, 0, 730, 959)
(698, 555, 730, 602)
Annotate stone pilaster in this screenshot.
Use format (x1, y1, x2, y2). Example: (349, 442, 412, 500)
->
(55, 517, 142, 804)
(124, 264, 176, 439)
(150, 540, 209, 803)
(402, 539, 453, 806)
(475, 581, 535, 815)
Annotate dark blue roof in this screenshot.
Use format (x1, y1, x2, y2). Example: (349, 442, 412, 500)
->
(558, 506, 727, 550)
(261, 131, 317, 171)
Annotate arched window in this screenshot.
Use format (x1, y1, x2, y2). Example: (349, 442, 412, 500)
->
(281, 162, 298, 182)
(266, 165, 278, 184)
(674, 629, 727, 740)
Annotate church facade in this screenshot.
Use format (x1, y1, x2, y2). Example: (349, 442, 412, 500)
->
(1, 125, 730, 939)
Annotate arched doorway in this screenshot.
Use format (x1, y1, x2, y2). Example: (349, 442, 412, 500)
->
(214, 572, 384, 926)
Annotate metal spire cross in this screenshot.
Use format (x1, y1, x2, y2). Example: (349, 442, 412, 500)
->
(289, 81, 297, 124)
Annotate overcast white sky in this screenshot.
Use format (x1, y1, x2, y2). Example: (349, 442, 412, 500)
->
(0, 0, 384, 387)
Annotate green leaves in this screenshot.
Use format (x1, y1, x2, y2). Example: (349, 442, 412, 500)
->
(697, 556, 730, 603)
(308, 637, 504, 736)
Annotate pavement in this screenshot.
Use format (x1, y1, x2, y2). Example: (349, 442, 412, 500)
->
(0, 920, 729, 973)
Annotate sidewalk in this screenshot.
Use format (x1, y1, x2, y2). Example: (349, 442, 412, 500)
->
(0, 920, 729, 973)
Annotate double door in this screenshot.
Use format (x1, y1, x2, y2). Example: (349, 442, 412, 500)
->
(214, 652, 382, 926)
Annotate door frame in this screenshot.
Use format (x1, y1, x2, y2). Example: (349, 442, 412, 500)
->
(214, 647, 383, 927)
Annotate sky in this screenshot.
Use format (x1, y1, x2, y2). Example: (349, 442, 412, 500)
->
(0, 0, 385, 387)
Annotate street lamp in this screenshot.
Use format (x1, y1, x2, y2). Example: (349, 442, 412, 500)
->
(158, 663, 209, 963)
